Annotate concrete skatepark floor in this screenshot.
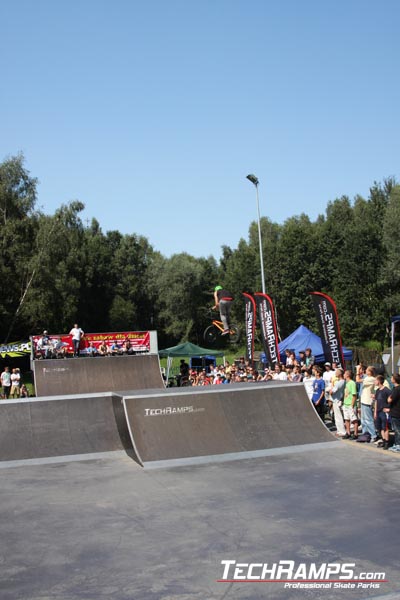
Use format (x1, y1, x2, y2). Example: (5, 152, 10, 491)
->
(1, 442, 399, 600)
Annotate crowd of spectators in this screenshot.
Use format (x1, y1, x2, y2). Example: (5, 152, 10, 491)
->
(174, 350, 400, 453)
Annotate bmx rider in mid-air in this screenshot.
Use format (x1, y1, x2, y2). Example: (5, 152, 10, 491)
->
(212, 286, 234, 335)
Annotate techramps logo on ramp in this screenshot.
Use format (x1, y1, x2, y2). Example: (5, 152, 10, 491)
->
(144, 405, 205, 417)
(217, 560, 386, 591)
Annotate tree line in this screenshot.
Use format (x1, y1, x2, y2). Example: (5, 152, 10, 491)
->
(1, 153, 399, 350)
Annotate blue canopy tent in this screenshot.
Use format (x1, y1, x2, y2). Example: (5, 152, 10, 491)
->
(277, 324, 353, 364)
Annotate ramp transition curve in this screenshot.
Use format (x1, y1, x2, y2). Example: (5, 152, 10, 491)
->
(0, 382, 336, 466)
(0, 393, 133, 462)
(122, 382, 335, 466)
(32, 353, 164, 396)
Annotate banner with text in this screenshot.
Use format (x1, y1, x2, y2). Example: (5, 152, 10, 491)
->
(310, 292, 345, 368)
(32, 331, 150, 357)
(254, 292, 280, 368)
(243, 293, 256, 365)
(0, 340, 31, 358)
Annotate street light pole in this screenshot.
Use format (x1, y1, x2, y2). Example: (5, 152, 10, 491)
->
(246, 174, 266, 294)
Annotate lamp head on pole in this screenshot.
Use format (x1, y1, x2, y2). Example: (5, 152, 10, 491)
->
(246, 173, 259, 187)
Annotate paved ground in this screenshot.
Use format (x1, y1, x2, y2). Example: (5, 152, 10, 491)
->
(1, 441, 399, 600)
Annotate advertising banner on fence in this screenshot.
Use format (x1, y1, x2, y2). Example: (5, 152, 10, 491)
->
(310, 292, 345, 368)
(32, 331, 150, 357)
(254, 292, 280, 368)
(0, 340, 31, 358)
(242, 293, 256, 364)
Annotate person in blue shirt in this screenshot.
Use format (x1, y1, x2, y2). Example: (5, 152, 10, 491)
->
(312, 366, 326, 421)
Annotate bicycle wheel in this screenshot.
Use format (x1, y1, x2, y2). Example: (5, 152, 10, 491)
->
(229, 323, 241, 344)
(203, 325, 218, 346)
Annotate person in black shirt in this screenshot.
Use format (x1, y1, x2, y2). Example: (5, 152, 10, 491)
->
(373, 374, 391, 450)
(177, 359, 190, 386)
(388, 374, 400, 452)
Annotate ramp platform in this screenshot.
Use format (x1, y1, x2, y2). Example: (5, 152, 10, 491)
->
(122, 382, 335, 467)
(32, 353, 164, 396)
(0, 394, 133, 462)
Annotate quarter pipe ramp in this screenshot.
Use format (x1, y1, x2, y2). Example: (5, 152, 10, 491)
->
(32, 354, 164, 396)
(122, 382, 336, 467)
(0, 393, 133, 462)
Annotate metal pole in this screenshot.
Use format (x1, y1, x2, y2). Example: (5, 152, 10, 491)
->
(247, 175, 266, 294)
(255, 182, 266, 295)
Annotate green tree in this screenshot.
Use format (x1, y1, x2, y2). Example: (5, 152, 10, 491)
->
(380, 184, 400, 328)
(0, 154, 39, 341)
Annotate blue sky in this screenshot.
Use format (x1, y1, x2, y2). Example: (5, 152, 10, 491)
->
(1, 0, 399, 259)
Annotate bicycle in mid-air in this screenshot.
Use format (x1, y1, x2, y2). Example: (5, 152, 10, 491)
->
(203, 312, 241, 346)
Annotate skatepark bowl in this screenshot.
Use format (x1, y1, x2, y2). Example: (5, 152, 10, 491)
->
(0, 354, 399, 599)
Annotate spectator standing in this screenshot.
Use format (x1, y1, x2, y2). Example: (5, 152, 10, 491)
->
(311, 366, 325, 421)
(303, 368, 315, 401)
(323, 362, 334, 416)
(373, 374, 391, 450)
(359, 366, 377, 442)
(343, 370, 359, 439)
(330, 368, 346, 437)
(356, 364, 366, 399)
(69, 324, 84, 357)
(1, 366, 11, 399)
(10, 368, 21, 398)
(388, 374, 400, 452)
(177, 359, 190, 386)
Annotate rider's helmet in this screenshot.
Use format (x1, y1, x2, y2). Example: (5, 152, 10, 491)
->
(214, 285, 223, 291)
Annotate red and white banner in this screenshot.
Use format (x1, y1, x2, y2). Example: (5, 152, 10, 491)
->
(32, 331, 150, 357)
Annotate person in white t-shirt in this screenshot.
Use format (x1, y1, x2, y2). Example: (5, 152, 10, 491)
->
(303, 368, 315, 401)
(69, 323, 84, 357)
(10, 368, 21, 398)
(323, 362, 334, 405)
(272, 364, 288, 381)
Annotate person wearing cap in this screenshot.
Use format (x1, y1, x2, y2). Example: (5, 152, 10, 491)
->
(37, 330, 51, 358)
(323, 362, 334, 409)
(212, 285, 234, 335)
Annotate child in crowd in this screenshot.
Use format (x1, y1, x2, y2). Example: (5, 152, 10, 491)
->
(343, 370, 358, 440)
